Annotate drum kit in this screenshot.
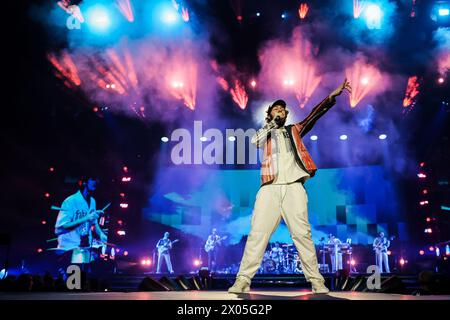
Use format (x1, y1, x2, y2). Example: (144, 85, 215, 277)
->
(259, 244, 303, 274)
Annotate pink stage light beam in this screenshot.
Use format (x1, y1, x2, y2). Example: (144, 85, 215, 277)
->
(115, 0, 134, 23)
(345, 60, 381, 108)
(230, 80, 249, 110)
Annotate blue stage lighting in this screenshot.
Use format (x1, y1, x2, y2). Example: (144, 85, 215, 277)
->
(379, 134, 387, 140)
(161, 8, 179, 24)
(85, 4, 112, 33)
(310, 135, 318, 141)
(439, 8, 449, 16)
(364, 4, 382, 29)
(339, 134, 348, 141)
(161, 136, 169, 142)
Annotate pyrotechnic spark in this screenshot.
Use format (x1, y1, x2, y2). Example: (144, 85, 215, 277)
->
(181, 7, 189, 22)
(410, 0, 417, 18)
(172, 0, 180, 11)
(115, 0, 134, 22)
(217, 77, 229, 91)
(47, 51, 81, 88)
(353, 0, 365, 19)
(259, 29, 322, 109)
(230, 0, 243, 22)
(230, 80, 248, 109)
(166, 60, 197, 110)
(85, 48, 139, 96)
(298, 3, 309, 19)
(294, 65, 322, 108)
(345, 60, 381, 107)
(403, 76, 420, 107)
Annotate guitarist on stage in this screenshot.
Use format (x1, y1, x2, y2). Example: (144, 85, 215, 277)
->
(373, 232, 392, 273)
(204, 228, 227, 272)
(156, 232, 176, 274)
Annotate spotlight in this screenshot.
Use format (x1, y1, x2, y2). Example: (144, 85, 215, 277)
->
(44, 193, 50, 198)
(141, 259, 151, 266)
(419, 162, 425, 167)
(361, 77, 370, 85)
(283, 79, 294, 86)
(419, 200, 429, 206)
(85, 4, 112, 33)
(339, 134, 348, 141)
(439, 8, 449, 16)
(117, 230, 126, 236)
(122, 176, 132, 182)
(228, 136, 236, 142)
(310, 135, 318, 141)
(419, 250, 425, 255)
(122, 166, 128, 172)
(417, 173, 427, 179)
(281, 13, 286, 19)
(438, 77, 445, 84)
(250, 80, 257, 88)
(193, 259, 201, 267)
(429, 246, 435, 251)
(399, 258, 406, 265)
(364, 4, 382, 29)
(378, 134, 387, 140)
(41, 220, 47, 225)
(256, 12, 261, 17)
(37, 248, 43, 253)
(49, 167, 54, 172)
(350, 259, 356, 266)
(123, 251, 128, 256)
(161, 136, 169, 142)
(161, 8, 179, 24)
(426, 217, 431, 222)
(200, 136, 208, 142)
(172, 81, 184, 88)
(119, 203, 129, 208)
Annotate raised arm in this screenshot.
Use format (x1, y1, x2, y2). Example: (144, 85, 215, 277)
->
(295, 78, 351, 137)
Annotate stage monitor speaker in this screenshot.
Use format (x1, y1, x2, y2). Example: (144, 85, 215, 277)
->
(175, 276, 193, 290)
(188, 276, 203, 290)
(138, 277, 170, 291)
(159, 276, 183, 291)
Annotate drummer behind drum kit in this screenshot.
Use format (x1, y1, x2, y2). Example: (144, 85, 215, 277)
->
(259, 244, 303, 274)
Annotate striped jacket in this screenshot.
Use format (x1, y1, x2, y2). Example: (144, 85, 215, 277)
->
(251, 96, 336, 186)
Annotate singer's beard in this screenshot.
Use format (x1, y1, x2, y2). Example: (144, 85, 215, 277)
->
(276, 117, 287, 127)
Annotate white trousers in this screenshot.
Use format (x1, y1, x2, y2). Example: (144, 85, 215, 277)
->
(237, 182, 324, 283)
(375, 252, 390, 273)
(330, 253, 343, 273)
(157, 252, 174, 273)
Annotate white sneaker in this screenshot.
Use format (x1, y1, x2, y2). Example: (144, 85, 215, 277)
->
(228, 277, 250, 294)
(311, 281, 329, 294)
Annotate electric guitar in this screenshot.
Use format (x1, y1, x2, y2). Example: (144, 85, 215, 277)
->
(157, 239, 179, 254)
(204, 236, 228, 253)
(373, 236, 395, 254)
